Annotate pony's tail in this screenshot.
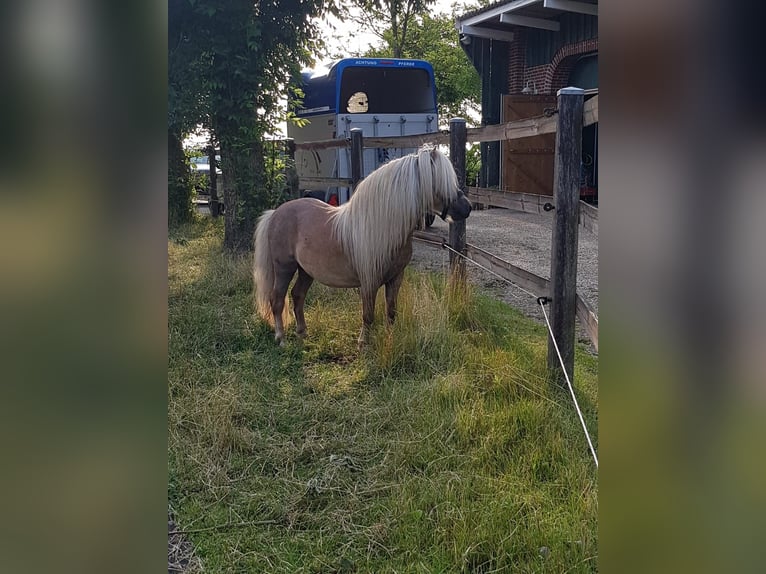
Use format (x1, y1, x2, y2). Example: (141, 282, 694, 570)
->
(253, 210, 276, 326)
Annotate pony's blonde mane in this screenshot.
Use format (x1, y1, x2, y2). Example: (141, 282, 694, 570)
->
(330, 145, 458, 286)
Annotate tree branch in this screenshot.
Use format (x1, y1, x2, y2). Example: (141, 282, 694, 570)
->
(169, 519, 278, 536)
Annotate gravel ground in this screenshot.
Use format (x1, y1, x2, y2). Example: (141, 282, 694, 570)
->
(410, 207, 598, 351)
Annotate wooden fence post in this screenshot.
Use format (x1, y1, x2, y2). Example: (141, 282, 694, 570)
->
(350, 128, 364, 192)
(449, 118, 467, 281)
(284, 138, 299, 200)
(547, 87, 584, 386)
(207, 144, 220, 217)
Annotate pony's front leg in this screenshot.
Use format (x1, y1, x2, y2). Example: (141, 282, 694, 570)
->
(384, 271, 405, 325)
(358, 287, 378, 348)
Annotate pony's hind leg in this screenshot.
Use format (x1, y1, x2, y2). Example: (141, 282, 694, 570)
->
(384, 271, 405, 325)
(291, 267, 314, 338)
(271, 262, 297, 345)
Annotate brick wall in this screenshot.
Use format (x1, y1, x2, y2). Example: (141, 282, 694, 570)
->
(506, 29, 527, 94)
(508, 36, 598, 94)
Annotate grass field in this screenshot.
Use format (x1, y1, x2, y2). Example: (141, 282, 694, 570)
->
(168, 219, 598, 573)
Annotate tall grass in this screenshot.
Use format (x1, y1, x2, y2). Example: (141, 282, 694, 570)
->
(169, 220, 598, 573)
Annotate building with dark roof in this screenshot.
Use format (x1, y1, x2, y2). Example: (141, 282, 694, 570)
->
(456, 0, 597, 200)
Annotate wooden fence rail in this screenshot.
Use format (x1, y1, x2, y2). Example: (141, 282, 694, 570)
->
(293, 133, 448, 151)
(583, 95, 598, 127)
(293, 95, 598, 152)
(292, 114, 554, 150)
(297, 181, 598, 238)
(575, 295, 599, 353)
(579, 201, 598, 235)
(290, 91, 599, 370)
(412, 232, 599, 351)
(298, 177, 352, 188)
(466, 244, 549, 297)
(466, 187, 554, 216)
(465, 187, 598, 236)
(467, 114, 558, 143)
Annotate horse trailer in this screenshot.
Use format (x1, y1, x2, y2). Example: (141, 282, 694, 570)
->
(287, 58, 439, 207)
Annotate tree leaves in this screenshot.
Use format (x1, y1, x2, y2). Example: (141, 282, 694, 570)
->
(362, 11, 481, 126)
(345, 0, 436, 57)
(169, 0, 340, 245)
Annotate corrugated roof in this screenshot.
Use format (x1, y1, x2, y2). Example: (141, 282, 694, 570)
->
(457, 1, 516, 22)
(457, 0, 598, 23)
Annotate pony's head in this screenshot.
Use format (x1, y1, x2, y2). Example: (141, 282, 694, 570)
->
(330, 145, 472, 287)
(418, 146, 472, 222)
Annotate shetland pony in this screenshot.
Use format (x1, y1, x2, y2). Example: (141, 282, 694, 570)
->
(253, 145, 472, 346)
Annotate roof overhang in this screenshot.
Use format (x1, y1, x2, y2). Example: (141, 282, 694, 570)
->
(543, 0, 598, 17)
(456, 0, 597, 41)
(458, 24, 516, 43)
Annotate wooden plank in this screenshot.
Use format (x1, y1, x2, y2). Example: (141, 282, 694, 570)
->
(466, 187, 553, 215)
(295, 133, 448, 151)
(466, 187, 597, 236)
(467, 114, 558, 143)
(504, 148, 555, 154)
(294, 97, 593, 154)
(466, 244, 549, 296)
(578, 200, 598, 235)
(583, 95, 598, 127)
(297, 177, 352, 188)
(296, 113, 560, 152)
(364, 133, 450, 148)
(294, 138, 348, 151)
(575, 294, 599, 353)
(501, 95, 557, 196)
(505, 157, 553, 196)
(297, 118, 557, 150)
(413, 230, 446, 245)
(414, 239, 599, 351)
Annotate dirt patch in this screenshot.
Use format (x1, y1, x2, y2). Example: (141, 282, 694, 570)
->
(410, 207, 598, 351)
(168, 510, 202, 573)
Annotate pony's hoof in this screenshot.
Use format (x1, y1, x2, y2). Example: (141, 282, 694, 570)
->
(296, 329, 307, 339)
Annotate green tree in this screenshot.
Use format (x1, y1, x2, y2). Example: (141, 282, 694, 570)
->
(466, 142, 481, 186)
(351, 0, 435, 58)
(363, 11, 481, 126)
(168, 0, 208, 227)
(169, 0, 338, 250)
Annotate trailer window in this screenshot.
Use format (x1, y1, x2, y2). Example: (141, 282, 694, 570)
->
(340, 67, 435, 114)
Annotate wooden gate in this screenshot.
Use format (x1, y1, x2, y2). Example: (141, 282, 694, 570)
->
(501, 95, 557, 196)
